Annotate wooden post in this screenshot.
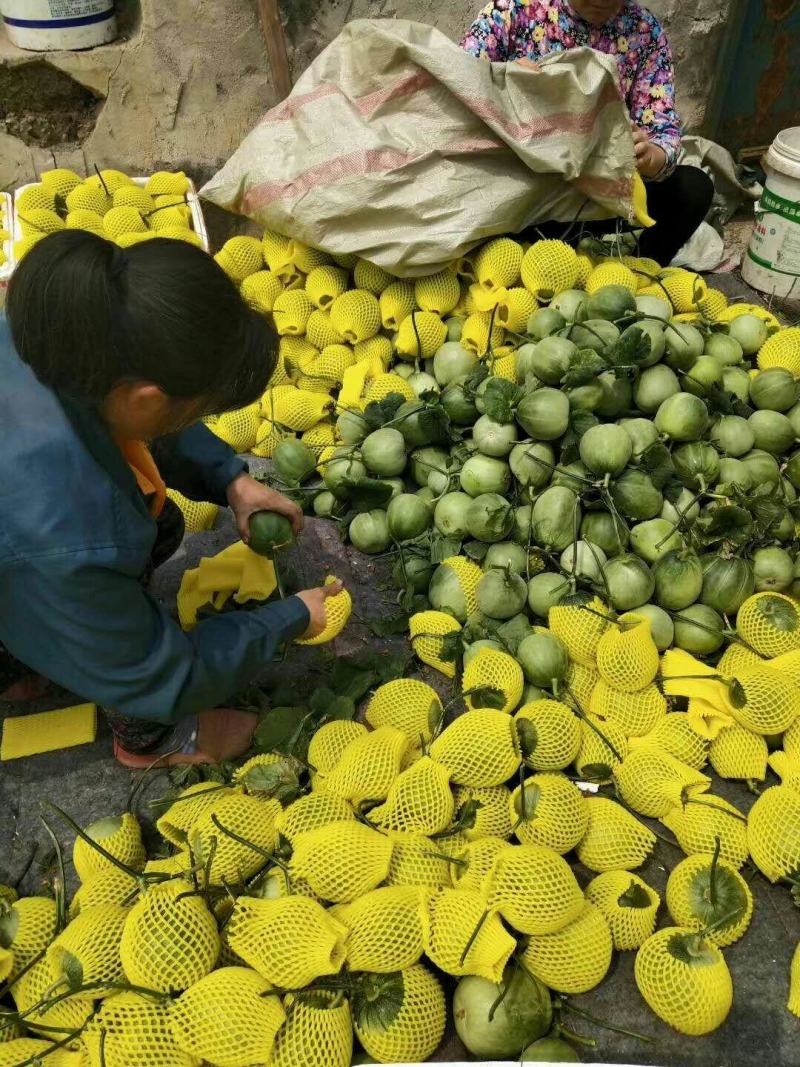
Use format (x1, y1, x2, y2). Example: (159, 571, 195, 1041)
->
(256, 0, 293, 102)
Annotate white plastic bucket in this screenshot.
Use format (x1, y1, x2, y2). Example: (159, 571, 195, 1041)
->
(742, 126, 800, 299)
(0, 0, 117, 51)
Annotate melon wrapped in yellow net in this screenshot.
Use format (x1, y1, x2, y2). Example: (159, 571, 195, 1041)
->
(316, 725, 408, 805)
(289, 820, 393, 903)
(665, 853, 753, 947)
(718, 642, 765, 676)
(768, 749, 800, 789)
(143, 853, 189, 878)
(353, 258, 392, 294)
(736, 592, 800, 658)
(454, 784, 513, 840)
(306, 309, 345, 352)
(461, 311, 505, 355)
(784, 715, 800, 761)
(11, 956, 94, 1038)
(364, 372, 416, 404)
(747, 784, 800, 882)
(209, 402, 263, 452)
(169, 966, 285, 1067)
(380, 279, 417, 329)
(295, 577, 352, 645)
(574, 715, 628, 783)
(661, 794, 749, 868)
(330, 289, 381, 343)
(409, 611, 461, 678)
(189, 793, 281, 885)
(631, 713, 708, 769)
(437, 555, 483, 621)
(790, 943, 800, 1017)
(615, 747, 710, 818)
(73, 812, 145, 884)
(365, 679, 442, 746)
(307, 719, 367, 779)
(261, 229, 291, 272)
(757, 326, 800, 373)
(474, 237, 523, 291)
(275, 793, 355, 844)
(430, 709, 520, 787)
(265, 388, 333, 431)
(285, 238, 331, 275)
(120, 879, 219, 993)
(514, 699, 581, 770)
(576, 796, 656, 872)
(483, 843, 584, 935)
(425, 888, 516, 981)
(634, 927, 733, 1036)
(332, 886, 429, 973)
(510, 774, 588, 853)
(520, 240, 580, 301)
(596, 617, 659, 692)
(385, 833, 456, 889)
(452, 837, 509, 893)
(369, 757, 454, 836)
(708, 723, 768, 781)
(463, 648, 524, 715)
(659, 268, 707, 313)
(548, 596, 610, 667)
(0, 1040, 86, 1066)
(82, 990, 197, 1067)
(226, 896, 346, 987)
(305, 265, 348, 309)
(240, 268, 283, 313)
(585, 870, 660, 950)
(69, 866, 139, 918)
(0, 897, 57, 978)
(272, 992, 353, 1067)
(214, 236, 264, 283)
(395, 311, 449, 360)
(590, 680, 667, 738)
(156, 783, 235, 847)
(728, 665, 800, 735)
(355, 963, 446, 1064)
(585, 261, 638, 295)
(522, 901, 612, 993)
(47, 903, 127, 988)
(497, 287, 538, 332)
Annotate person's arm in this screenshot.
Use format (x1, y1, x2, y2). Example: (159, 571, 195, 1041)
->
(629, 28, 681, 180)
(0, 550, 311, 725)
(151, 422, 247, 506)
(460, 0, 521, 61)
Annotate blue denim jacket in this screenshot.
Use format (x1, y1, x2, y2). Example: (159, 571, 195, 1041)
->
(0, 317, 309, 724)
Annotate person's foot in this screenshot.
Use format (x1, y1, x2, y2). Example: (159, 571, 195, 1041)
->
(0, 674, 52, 703)
(113, 708, 257, 769)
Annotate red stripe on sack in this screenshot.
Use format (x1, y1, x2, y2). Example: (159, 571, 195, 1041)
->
(355, 70, 436, 116)
(258, 83, 339, 124)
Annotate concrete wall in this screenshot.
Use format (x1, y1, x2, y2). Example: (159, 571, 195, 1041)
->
(0, 0, 738, 194)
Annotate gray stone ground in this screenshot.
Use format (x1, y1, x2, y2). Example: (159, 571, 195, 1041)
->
(1, 270, 799, 1065)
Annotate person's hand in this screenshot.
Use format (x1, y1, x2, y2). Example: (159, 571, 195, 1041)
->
(226, 473, 304, 543)
(296, 581, 344, 639)
(632, 124, 667, 179)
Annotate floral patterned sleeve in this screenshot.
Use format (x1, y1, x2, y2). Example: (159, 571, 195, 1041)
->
(460, 0, 521, 61)
(629, 28, 682, 179)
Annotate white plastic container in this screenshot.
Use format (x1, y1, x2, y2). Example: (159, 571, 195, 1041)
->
(0, 192, 13, 308)
(0, 1, 117, 52)
(742, 126, 800, 299)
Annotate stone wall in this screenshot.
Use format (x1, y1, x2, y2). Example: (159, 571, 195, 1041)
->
(0, 0, 739, 193)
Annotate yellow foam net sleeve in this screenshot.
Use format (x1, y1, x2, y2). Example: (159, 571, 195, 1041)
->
(332, 886, 429, 973)
(11, 956, 94, 1038)
(429, 709, 520, 787)
(634, 927, 733, 1036)
(736, 592, 800, 658)
(615, 747, 710, 818)
(1, 897, 57, 978)
(315, 725, 409, 805)
(575, 796, 656, 872)
(226, 896, 347, 987)
(665, 854, 753, 948)
(548, 597, 610, 667)
(119, 879, 219, 993)
(0, 703, 97, 761)
(747, 784, 800, 882)
(463, 648, 524, 714)
(452, 837, 509, 893)
(425, 888, 516, 982)
(415, 271, 461, 315)
(73, 812, 145, 885)
(514, 700, 581, 771)
(271, 993, 353, 1067)
(661, 794, 749, 868)
(207, 401, 262, 452)
(166, 489, 218, 533)
(590, 681, 667, 738)
(483, 843, 584, 936)
(585, 870, 660, 951)
(368, 757, 454, 836)
(169, 966, 285, 1067)
(709, 723, 768, 781)
(474, 237, 523, 290)
(510, 774, 588, 854)
(455, 785, 513, 841)
(289, 820, 393, 903)
(46, 903, 127, 987)
(156, 783, 236, 847)
(177, 542, 277, 630)
(355, 963, 446, 1063)
(0, 1040, 85, 1066)
(574, 715, 628, 783)
(188, 793, 280, 886)
(596, 618, 659, 692)
(521, 240, 580, 298)
(385, 833, 456, 890)
(365, 679, 441, 746)
(82, 990, 197, 1067)
(661, 649, 737, 717)
(409, 611, 462, 678)
(307, 720, 368, 778)
(729, 666, 800, 735)
(295, 577, 352, 645)
(523, 901, 613, 994)
(274, 793, 355, 844)
(630, 713, 709, 769)
(69, 866, 139, 919)
(330, 289, 381, 343)
(789, 943, 800, 1018)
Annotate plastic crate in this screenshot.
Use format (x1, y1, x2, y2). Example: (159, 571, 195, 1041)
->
(0, 192, 12, 308)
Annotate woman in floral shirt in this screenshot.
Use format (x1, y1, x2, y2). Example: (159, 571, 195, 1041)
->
(461, 0, 714, 264)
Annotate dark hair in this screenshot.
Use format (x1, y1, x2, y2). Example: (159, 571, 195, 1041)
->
(7, 230, 276, 414)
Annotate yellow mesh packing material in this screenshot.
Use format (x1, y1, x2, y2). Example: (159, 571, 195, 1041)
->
(510, 774, 588, 854)
(265, 387, 332, 431)
(284, 239, 330, 274)
(316, 726, 408, 805)
(227, 896, 346, 986)
(585, 261, 638, 295)
(634, 927, 733, 1036)
(18, 183, 58, 213)
(47, 903, 127, 987)
(616, 747, 710, 818)
(736, 592, 800, 657)
(425, 888, 516, 981)
(409, 610, 461, 678)
(188, 793, 281, 885)
(301, 422, 337, 460)
(452, 836, 509, 893)
(720, 641, 766, 677)
(365, 679, 441, 746)
(354, 334, 393, 367)
(463, 648, 524, 715)
(522, 901, 612, 994)
(81, 994, 194, 1066)
(156, 783, 234, 847)
(103, 206, 146, 240)
(631, 713, 709, 769)
(72, 813, 145, 886)
(746, 784, 800, 882)
(149, 206, 192, 232)
(209, 402, 262, 453)
(65, 208, 106, 235)
(278, 336, 318, 373)
(166, 489, 218, 534)
(312, 344, 355, 384)
(19, 208, 65, 236)
(585, 870, 660, 950)
(377, 280, 415, 330)
(395, 311, 448, 360)
(141, 170, 189, 195)
(41, 167, 82, 194)
(520, 240, 580, 300)
(430, 709, 520, 787)
(369, 757, 454, 835)
(240, 269, 283, 313)
(596, 618, 659, 692)
(790, 942, 800, 1017)
(497, 287, 538, 333)
(661, 648, 737, 719)
(169, 966, 284, 1067)
(214, 236, 264, 283)
(491, 350, 518, 382)
(252, 417, 293, 458)
(64, 184, 109, 215)
(355, 963, 446, 1063)
(352, 258, 391, 294)
(659, 268, 707, 313)
(338, 358, 373, 410)
(386, 833, 455, 889)
(261, 229, 291, 272)
(11, 955, 94, 1038)
(304, 265, 348, 309)
(304, 313, 343, 354)
(275, 793, 354, 844)
(307, 720, 368, 777)
(1, 897, 57, 977)
(440, 555, 483, 619)
(483, 843, 584, 935)
(573, 252, 594, 289)
(729, 665, 800, 735)
(474, 238, 523, 291)
(332, 886, 429, 973)
(757, 327, 800, 373)
(769, 649, 800, 690)
(112, 185, 154, 215)
(461, 311, 506, 355)
(414, 271, 461, 316)
(466, 281, 506, 314)
(296, 576, 352, 645)
(364, 371, 416, 404)
(290, 820, 393, 903)
(717, 301, 783, 327)
(514, 700, 581, 770)
(0, 1040, 83, 1066)
(666, 853, 753, 947)
(698, 287, 728, 320)
(592, 678, 667, 738)
(708, 722, 768, 781)
(574, 715, 628, 783)
(769, 749, 800, 789)
(576, 796, 656, 872)
(272, 993, 353, 1067)
(548, 597, 610, 667)
(454, 784, 513, 841)
(69, 867, 139, 918)
(143, 853, 189, 877)
(662, 792, 749, 865)
(120, 879, 219, 993)
(272, 289, 313, 336)
(330, 289, 381, 343)
(786, 716, 800, 760)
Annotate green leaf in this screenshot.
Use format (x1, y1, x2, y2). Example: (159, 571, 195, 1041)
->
(605, 326, 651, 374)
(373, 651, 413, 686)
(325, 695, 358, 721)
(570, 409, 599, 438)
(309, 687, 338, 716)
(451, 797, 484, 832)
(241, 758, 304, 803)
(340, 476, 395, 512)
(618, 882, 653, 909)
(696, 505, 753, 547)
(252, 706, 308, 755)
(728, 679, 747, 709)
(363, 394, 406, 429)
(367, 614, 411, 637)
(464, 685, 506, 710)
(438, 631, 464, 664)
(483, 377, 522, 424)
(464, 540, 489, 562)
(350, 972, 405, 1033)
(430, 534, 463, 564)
(330, 660, 377, 701)
(562, 348, 607, 389)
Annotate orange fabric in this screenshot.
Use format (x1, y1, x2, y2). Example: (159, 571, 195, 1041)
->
(117, 439, 167, 518)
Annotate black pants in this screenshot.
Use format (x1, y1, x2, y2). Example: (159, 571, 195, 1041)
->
(522, 165, 715, 267)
